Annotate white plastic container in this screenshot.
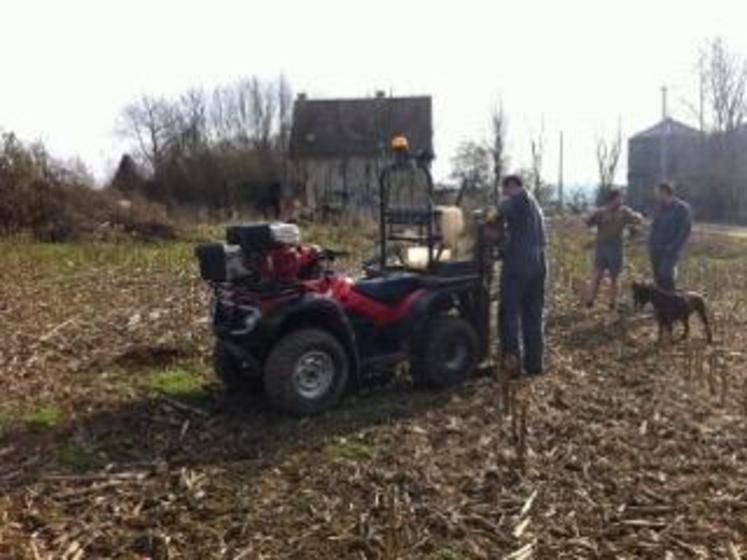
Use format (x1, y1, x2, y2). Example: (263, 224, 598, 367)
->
(269, 222, 301, 245)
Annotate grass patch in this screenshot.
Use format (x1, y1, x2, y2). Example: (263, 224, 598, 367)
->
(57, 444, 105, 472)
(326, 438, 381, 461)
(96, 434, 140, 462)
(145, 367, 205, 396)
(25, 406, 63, 429)
(0, 238, 195, 287)
(56, 432, 142, 472)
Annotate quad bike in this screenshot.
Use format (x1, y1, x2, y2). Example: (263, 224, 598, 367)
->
(196, 137, 502, 415)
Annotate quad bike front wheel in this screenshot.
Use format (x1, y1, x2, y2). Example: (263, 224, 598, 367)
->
(264, 328, 349, 415)
(411, 316, 478, 389)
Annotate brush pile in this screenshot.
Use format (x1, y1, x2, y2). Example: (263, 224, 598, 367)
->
(0, 132, 176, 242)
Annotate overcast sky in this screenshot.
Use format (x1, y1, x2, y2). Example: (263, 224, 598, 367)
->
(2, 0, 747, 186)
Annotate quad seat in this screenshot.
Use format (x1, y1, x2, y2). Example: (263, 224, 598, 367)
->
(353, 273, 424, 304)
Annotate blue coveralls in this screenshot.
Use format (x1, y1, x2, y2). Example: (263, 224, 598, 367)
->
(648, 198, 692, 291)
(498, 190, 547, 375)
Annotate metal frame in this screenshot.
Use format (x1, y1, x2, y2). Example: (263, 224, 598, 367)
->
(375, 148, 498, 362)
(377, 150, 439, 272)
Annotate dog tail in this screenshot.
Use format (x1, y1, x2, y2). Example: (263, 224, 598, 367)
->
(694, 298, 713, 344)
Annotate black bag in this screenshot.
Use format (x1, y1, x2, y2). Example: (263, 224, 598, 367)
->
(195, 243, 228, 282)
(225, 224, 274, 255)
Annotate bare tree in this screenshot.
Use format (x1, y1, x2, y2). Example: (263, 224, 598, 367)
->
(695, 38, 747, 219)
(488, 101, 508, 203)
(702, 37, 747, 134)
(118, 75, 295, 209)
(248, 77, 278, 151)
(595, 125, 622, 204)
(451, 141, 492, 202)
(275, 75, 294, 152)
(209, 85, 232, 143)
(567, 187, 590, 215)
(120, 95, 172, 170)
(529, 123, 552, 203)
(172, 88, 209, 155)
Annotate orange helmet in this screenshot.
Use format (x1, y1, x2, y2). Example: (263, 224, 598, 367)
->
(391, 135, 409, 152)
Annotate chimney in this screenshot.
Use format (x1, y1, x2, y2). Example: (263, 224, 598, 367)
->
(297, 92, 307, 102)
(375, 90, 386, 98)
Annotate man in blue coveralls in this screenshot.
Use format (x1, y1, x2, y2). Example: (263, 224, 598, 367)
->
(648, 181, 692, 291)
(498, 174, 547, 377)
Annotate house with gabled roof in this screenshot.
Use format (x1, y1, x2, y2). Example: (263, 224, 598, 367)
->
(627, 117, 702, 211)
(289, 92, 433, 213)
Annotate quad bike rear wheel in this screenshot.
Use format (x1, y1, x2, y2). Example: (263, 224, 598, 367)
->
(214, 340, 264, 394)
(264, 328, 349, 415)
(411, 316, 478, 389)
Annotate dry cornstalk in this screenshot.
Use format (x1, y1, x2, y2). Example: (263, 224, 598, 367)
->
(520, 489, 539, 517)
(500, 356, 519, 418)
(510, 382, 523, 440)
(707, 354, 717, 397)
(685, 347, 694, 382)
(505, 541, 534, 560)
(720, 369, 729, 406)
(696, 347, 705, 386)
(382, 485, 402, 560)
(517, 400, 528, 472)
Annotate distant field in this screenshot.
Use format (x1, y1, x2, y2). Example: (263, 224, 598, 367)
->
(0, 221, 745, 558)
(698, 222, 747, 239)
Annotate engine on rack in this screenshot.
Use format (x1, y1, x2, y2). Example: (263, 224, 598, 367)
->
(195, 223, 324, 286)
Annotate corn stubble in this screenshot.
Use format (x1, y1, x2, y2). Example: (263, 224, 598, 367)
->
(0, 222, 745, 559)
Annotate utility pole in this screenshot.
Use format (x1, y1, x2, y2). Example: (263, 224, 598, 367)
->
(698, 55, 706, 135)
(660, 86, 669, 181)
(558, 130, 564, 212)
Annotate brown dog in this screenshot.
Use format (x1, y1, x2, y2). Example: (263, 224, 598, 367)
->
(631, 281, 713, 343)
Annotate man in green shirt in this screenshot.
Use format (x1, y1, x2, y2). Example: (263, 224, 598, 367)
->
(585, 188, 643, 310)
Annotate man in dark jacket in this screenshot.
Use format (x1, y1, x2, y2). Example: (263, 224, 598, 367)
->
(648, 181, 692, 291)
(498, 175, 547, 376)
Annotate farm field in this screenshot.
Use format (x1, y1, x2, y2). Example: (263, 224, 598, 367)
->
(0, 221, 746, 559)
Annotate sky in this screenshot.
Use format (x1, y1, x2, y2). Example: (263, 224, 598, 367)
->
(2, 0, 747, 186)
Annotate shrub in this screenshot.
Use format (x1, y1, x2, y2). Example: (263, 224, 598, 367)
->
(0, 132, 176, 241)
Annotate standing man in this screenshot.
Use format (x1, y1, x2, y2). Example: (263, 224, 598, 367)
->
(648, 181, 692, 291)
(498, 175, 547, 377)
(585, 188, 643, 310)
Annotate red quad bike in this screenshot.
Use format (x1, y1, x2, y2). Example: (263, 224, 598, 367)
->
(196, 140, 501, 415)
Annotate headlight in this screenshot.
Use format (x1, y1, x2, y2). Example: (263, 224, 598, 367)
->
(237, 307, 261, 335)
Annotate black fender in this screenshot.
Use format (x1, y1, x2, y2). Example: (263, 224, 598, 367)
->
(406, 287, 459, 338)
(263, 293, 361, 387)
(405, 280, 485, 354)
